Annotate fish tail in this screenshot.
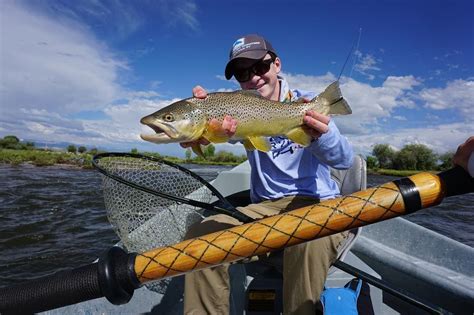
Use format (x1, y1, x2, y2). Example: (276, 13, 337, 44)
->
(310, 81, 352, 115)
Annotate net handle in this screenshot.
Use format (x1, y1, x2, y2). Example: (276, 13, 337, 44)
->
(92, 152, 253, 223)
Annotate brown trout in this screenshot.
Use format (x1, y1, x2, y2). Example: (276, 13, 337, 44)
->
(140, 81, 351, 155)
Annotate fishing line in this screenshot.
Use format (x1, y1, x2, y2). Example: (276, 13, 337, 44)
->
(337, 27, 362, 81)
(349, 28, 362, 79)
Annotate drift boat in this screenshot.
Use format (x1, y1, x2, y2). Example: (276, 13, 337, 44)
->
(39, 156, 474, 315)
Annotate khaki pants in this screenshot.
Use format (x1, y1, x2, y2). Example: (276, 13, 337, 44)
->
(184, 195, 347, 315)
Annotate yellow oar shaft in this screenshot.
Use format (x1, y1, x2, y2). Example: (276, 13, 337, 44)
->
(135, 172, 445, 283)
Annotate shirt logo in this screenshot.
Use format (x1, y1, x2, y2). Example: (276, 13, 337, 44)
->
(270, 137, 303, 158)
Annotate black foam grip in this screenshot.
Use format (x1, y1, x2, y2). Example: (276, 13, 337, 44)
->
(438, 166, 474, 197)
(0, 263, 102, 314)
(0, 247, 139, 314)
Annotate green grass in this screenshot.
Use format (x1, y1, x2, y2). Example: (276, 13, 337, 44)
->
(368, 168, 434, 177)
(0, 149, 244, 168)
(0, 149, 93, 168)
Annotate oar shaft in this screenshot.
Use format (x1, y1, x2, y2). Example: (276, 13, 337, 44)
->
(134, 172, 446, 283)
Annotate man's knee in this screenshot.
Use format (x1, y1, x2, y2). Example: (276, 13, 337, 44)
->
(185, 214, 242, 239)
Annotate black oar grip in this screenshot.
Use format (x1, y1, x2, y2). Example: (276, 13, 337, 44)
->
(0, 263, 102, 314)
(438, 166, 474, 198)
(0, 247, 139, 314)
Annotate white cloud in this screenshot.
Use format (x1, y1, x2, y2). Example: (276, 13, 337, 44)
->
(0, 1, 125, 115)
(419, 79, 474, 116)
(353, 51, 381, 80)
(284, 73, 422, 135)
(175, 1, 199, 31)
(349, 122, 474, 156)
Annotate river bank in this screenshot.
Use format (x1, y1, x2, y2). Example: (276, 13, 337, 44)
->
(0, 149, 244, 168)
(0, 149, 440, 176)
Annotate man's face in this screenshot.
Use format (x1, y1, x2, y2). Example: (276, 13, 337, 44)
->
(233, 54, 281, 101)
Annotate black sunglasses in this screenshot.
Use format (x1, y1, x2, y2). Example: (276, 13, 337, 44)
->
(234, 57, 275, 83)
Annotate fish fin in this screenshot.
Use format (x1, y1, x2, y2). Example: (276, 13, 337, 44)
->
(286, 127, 312, 147)
(247, 136, 272, 152)
(202, 119, 230, 143)
(243, 139, 256, 151)
(311, 81, 352, 115)
(203, 133, 229, 143)
(191, 144, 205, 159)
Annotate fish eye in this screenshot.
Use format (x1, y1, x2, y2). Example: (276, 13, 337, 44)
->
(163, 113, 174, 122)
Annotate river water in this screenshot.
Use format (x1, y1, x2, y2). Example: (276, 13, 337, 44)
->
(0, 163, 473, 288)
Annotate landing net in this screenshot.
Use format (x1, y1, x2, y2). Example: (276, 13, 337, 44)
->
(93, 153, 219, 293)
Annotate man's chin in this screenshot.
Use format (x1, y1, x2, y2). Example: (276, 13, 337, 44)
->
(256, 85, 269, 97)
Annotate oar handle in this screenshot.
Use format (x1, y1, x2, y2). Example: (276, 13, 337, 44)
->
(0, 247, 139, 314)
(438, 165, 474, 197)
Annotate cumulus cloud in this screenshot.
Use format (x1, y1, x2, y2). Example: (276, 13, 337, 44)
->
(419, 79, 474, 116)
(349, 122, 474, 156)
(284, 73, 421, 134)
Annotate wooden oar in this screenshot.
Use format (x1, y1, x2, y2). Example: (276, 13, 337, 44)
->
(1, 167, 472, 313)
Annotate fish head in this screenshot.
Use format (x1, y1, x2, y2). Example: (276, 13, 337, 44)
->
(140, 100, 207, 143)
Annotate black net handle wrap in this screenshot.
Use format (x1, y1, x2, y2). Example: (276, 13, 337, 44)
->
(0, 247, 139, 314)
(92, 152, 253, 223)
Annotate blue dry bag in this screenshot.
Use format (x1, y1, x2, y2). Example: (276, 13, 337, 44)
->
(320, 278, 363, 315)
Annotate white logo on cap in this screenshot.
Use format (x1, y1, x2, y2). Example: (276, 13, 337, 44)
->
(232, 37, 262, 56)
(233, 38, 245, 49)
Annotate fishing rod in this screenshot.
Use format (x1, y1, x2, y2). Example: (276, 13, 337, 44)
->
(338, 27, 362, 81)
(1, 166, 472, 313)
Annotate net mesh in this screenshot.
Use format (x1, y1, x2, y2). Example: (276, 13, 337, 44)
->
(95, 155, 218, 293)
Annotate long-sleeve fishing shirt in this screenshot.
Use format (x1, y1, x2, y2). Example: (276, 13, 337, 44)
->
(247, 77, 354, 203)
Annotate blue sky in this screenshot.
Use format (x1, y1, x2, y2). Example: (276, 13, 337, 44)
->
(1, 0, 473, 157)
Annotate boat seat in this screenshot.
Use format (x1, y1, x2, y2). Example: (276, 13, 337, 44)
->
(244, 154, 367, 274)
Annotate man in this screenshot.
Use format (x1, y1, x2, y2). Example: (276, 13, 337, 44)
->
(182, 34, 354, 314)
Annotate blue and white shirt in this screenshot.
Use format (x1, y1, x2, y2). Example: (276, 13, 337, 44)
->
(247, 77, 354, 203)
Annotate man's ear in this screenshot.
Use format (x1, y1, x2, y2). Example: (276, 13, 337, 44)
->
(274, 57, 282, 74)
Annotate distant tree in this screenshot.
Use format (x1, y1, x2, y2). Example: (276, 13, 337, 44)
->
(393, 144, 437, 170)
(393, 149, 417, 170)
(88, 148, 98, 155)
(3, 135, 20, 143)
(131, 148, 139, 154)
(372, 144, 395, 169)
(0, 135, 21, 149)
(203, 144, 216, 158)
(366, 156, 378, 169)
(438, 151, 454, 171)
(67, 145, 77, 153)
(78, 146, 87, 154)
(25, 142, 35, 149)
(185, 148, 192, 160)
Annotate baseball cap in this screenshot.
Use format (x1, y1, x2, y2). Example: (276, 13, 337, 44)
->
(225, 34, 277, 80)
